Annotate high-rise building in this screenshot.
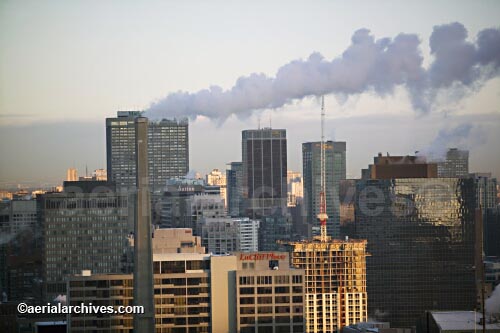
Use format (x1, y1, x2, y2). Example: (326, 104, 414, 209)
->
(40, 181, 132, 300)
(234, 217, 260, 252)
(106, 111, 189, 192)
(66, 168, 78, 181)
(437, 148, 469, 177)
(289, 238, 368, 332)
(242, 128, 287, 218)
(302, 141, 346, 238)
(351, 177, 477, 327)
(227, 162, 244, 217)
(206, 169, 227, 208)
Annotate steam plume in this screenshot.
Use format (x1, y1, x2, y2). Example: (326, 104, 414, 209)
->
(146, 22, 500, 121)
(417, 123, 486, 161)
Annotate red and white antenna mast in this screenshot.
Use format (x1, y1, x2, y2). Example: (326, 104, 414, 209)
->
(317, 96, 329, 242)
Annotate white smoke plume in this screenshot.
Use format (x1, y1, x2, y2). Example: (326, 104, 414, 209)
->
(417, 123, 486, 161)
(145, 22, 500, 121)
(486, 284, 500, 315)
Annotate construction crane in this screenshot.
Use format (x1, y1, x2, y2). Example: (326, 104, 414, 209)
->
(317, 96, 329, 242)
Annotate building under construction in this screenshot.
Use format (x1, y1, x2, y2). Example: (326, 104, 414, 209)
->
(288, 97, 368, 332)
(289, 237, 368, 332)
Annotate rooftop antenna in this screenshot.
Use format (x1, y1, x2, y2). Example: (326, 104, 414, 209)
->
(318, 96, 329, 242)
(269, 113, 272, 129)
(258, 115, 261, 129)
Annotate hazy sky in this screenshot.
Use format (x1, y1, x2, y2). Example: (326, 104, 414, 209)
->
(1, 0, 499, 185)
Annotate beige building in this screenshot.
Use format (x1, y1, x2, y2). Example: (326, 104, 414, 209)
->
(287, 171, 303, 207)
(235, 251, 305, 333)
(289, 237, 368, 333)
(66, 168, 78, 181)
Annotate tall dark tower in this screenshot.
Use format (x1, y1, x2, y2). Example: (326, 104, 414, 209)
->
(133, 117, 155, 332)
(242, 128, 287, 218)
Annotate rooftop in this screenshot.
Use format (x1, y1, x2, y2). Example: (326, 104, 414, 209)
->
(431, 311, 500, 331)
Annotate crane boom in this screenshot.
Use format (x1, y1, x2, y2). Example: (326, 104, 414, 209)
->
(317, 96, 328, 242)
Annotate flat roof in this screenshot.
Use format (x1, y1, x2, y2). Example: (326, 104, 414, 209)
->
(431, 311, 500, 331)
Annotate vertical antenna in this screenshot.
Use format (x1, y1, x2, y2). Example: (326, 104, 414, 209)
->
(269, 114, 272, 128)
(317, 96, 329, 242)
(258, 115, 261, 130)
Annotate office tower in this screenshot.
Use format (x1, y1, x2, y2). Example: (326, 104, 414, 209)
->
(234, 217, 259, 252)
(302, 141, 346, 238)
(200, 217, 239, 254)
(289, 238, 368, 332)
(242, 128, 287, 218)
(40, 181, 132, 300)
(437, 148, 469, 177)
(106, 111, 189, 192)
(66, 168, 78, 181)
(485, 207, 500, 257)
(351, 177, 476, 327)
(235, 251, 305, 333)
(287, 171, 303, 207)
(227, 162, 244, 217)
(206, 169, 227, 208)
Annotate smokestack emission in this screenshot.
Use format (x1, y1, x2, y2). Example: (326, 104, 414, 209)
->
(145, 22, 500, 121)
(133, 117, 155, 332)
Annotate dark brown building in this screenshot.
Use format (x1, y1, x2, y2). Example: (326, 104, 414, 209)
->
(368, 153, 437, 179)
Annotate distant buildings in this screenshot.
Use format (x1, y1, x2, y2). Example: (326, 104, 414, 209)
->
(106, 111, 189, 192)
(302, 141, 346, 238)
(242, 128, 287, 218)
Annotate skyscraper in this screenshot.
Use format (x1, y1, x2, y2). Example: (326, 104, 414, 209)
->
(437, 148, 469, 177)
(242, 128, 287, 218)
(227, 162, 244, 217)
(351, 177, 477, 327)
(302, 141, 346, 238)
(106, 111, 189, 193)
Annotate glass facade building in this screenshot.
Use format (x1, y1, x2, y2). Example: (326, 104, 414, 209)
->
(302, 141, 346, 238)
(106, 111, 189, 193)
(242, 129, 287, 218)
(351, 178, 477, 327)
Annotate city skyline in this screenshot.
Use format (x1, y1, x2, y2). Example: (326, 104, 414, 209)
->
(1, 1, 500, 184)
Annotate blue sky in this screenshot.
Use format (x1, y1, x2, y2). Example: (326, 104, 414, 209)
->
(1, 0, 499, 184)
